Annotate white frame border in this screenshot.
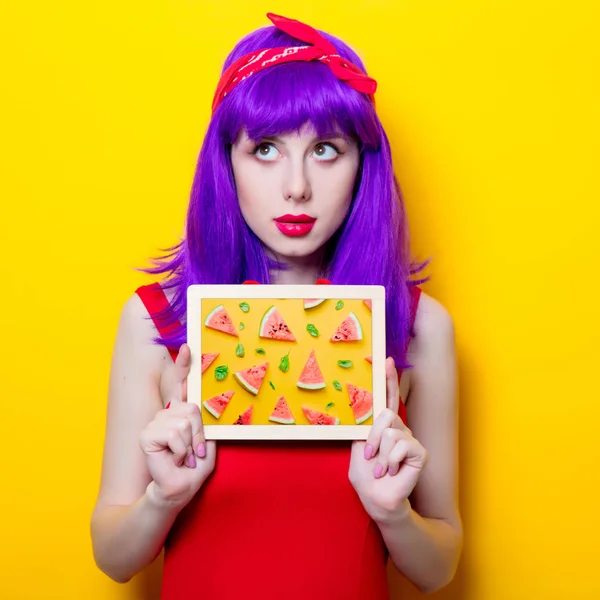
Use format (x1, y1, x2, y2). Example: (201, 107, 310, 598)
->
(187, 284, 386, 440)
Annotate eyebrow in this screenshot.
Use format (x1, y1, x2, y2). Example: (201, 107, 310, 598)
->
(260, 134, 350, 145)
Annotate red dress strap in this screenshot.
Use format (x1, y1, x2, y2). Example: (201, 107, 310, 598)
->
(135, 282, 180, 362)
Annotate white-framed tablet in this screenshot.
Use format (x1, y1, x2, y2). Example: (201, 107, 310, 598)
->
(186, 284, 386, 440)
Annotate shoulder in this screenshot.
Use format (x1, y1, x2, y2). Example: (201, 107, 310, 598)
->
(413, 290, 455, 342)
(407, 290, 456, 380)
(112, 290, 173, 373)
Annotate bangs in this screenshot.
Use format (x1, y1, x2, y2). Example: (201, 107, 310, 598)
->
(217, 61, 381, 150)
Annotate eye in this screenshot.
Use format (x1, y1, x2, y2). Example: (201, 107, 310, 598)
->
(313, 143, 340, 161)
(252, 142, 280, 161)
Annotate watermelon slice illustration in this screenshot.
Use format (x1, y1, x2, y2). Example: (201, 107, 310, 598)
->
(202, 390, 234, 419)
(302, 407, 340, 425)
(201, 352, 219, 374)
(303, 298, 325, 309)
(330, 312, 363, 342)
(204, 305, 238, 337)
(296, 349, 326, 390)
(233, 405, 253, 425)
(363, 299, 372, 312)
(269, 396, 295, 424)
(347, 383, 373, 424)
(259, 306, 296, 341)
(233, 362, 268, 395)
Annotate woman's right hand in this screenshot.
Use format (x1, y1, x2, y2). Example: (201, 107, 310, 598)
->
(140, 344, 216, 509)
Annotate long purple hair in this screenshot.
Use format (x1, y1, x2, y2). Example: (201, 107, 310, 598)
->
(143, 23, 427, 367)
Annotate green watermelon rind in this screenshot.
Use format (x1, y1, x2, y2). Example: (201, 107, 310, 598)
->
(258, 305, 277, 337)
(204, 304, 237, 336)
(355, 406, 373, 425)
(233, 372, 259, 395)
(258, 305, 295, 341)
(297, 349, 326, 390)
(268, 396, 296, 424)
(296, 380, 327, 390)
(202, 391, 234, 419)
(233, 363, 268, 396)
(331, 312, 363, 342)
(204, 304, 224, 327)
(303, 298, 326, 309)
(347, 384, 373, 424)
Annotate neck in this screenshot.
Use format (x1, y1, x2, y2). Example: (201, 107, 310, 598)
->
(268, 250, 325, 285)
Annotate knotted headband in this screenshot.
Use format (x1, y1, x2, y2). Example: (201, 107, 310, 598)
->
(211, 12, 378, 113)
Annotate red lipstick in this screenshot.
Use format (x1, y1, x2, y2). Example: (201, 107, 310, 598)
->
(273, 214, 317, 237)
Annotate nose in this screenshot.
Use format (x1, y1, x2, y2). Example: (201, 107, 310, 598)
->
(282, 159, 312, 203)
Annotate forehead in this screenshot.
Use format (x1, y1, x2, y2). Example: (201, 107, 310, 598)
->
(235, 122, 348, 144)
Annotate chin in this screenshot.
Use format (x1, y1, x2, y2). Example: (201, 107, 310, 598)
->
(265, 234, 328, 261)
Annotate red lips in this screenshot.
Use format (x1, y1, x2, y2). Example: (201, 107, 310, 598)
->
(273, 214, 317, 237)
(274, 214, 316, 223)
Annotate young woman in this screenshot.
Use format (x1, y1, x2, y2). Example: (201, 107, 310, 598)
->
(91, 13, 462, 599)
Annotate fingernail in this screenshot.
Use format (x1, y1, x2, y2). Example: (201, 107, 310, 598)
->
(374, 463, 383, 478)
(364, 444, 374, 460)
(165, 402, 171, 409)
(196, 443, 206, 458)
(187, 454, 196, 468)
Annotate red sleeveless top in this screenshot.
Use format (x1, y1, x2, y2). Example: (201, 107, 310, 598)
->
(136, 282, 422, 600)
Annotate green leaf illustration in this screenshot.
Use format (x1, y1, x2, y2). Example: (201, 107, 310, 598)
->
(306, 323, 319, 337)
(214, 365, 229, 381)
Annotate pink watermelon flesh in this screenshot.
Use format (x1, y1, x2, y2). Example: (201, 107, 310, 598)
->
(347, 383, 373, 424)
(201, 352, 219, 374)
(269, 396, 295, 424)
(302, 407, 340, 425)
(297, 349, 326, 390)
(203, 390, 234, 419)
(259, 306, 296, 341)
(233, 405, 253, 425)
(363, 299, 372, 312)
(234, 363, 268, 395)
(304, 298, 325, 309)
(331, 312, 363, 342)
(205, 305, 238, 337)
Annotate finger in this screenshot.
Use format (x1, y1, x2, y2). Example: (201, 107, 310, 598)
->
(178, 343, 191, 402)
(364, 408, 403, 460)
(163, 416, 193, 448)
(142, 426, 189, 467)
(196, 440, 217, 472)
(160, 402, 205, 456)
(374, 428, 405, 478)
(386, 357, 400, 415)
(183, 403, 207, 458)
(166, 344, 192, 406)
(388, 438, 428, 475)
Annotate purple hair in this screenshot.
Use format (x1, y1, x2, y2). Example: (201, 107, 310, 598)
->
(143, 22, 428, 367)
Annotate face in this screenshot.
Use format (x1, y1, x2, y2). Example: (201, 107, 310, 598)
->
(230, 124, 360, 262)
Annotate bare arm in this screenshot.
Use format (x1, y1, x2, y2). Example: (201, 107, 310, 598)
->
(90, 294, 174, 581)
(90, 293, 214, 583)
(379, 293, 463, 593)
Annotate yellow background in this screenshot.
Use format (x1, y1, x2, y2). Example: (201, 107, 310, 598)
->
(1, 1, 598, 599)
(199, 298, 373, 425)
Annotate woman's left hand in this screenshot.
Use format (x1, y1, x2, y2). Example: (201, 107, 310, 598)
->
(349, 357, 429, 525)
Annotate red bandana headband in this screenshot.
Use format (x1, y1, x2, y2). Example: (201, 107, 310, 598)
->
(211, 12, 377, 113)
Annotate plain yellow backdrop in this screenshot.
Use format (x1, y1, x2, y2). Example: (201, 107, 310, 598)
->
(1, 1, 599, 598)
